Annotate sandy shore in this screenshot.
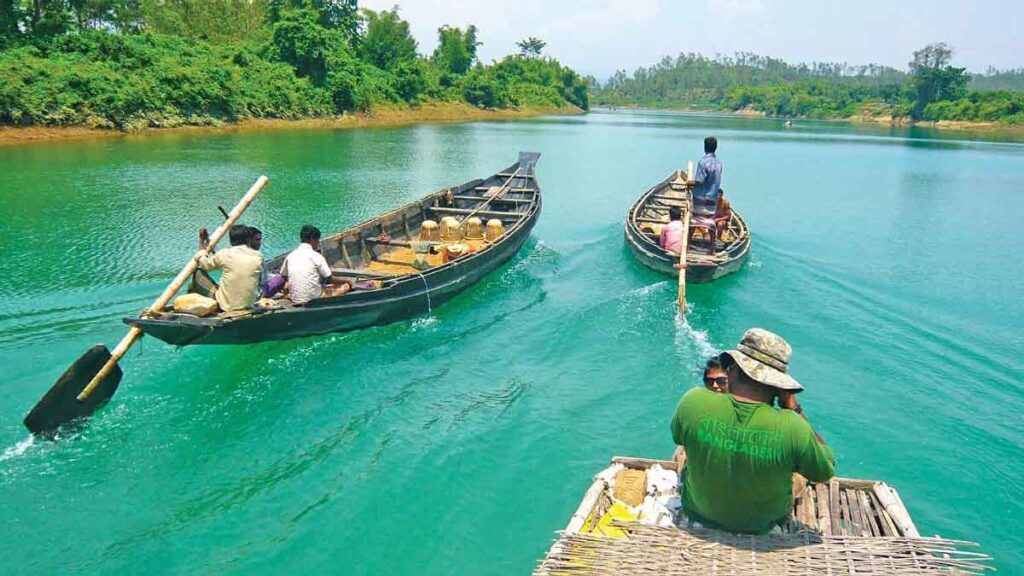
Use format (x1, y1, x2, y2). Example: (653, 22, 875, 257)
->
(0, 102, 583, 147)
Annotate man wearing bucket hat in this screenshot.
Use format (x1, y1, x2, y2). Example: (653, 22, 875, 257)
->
(670, 328, 835, 534)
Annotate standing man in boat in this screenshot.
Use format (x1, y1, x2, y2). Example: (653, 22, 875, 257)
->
(195, 224, 263, 312)
(670, 328, 835, 534)
(688, 136, 724, 254)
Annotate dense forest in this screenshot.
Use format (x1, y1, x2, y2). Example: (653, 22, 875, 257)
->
(0, 1, 589, 130)
(594, 45, 1024, 124)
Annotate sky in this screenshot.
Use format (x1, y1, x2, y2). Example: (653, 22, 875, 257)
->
(359, 0, 1024, 80)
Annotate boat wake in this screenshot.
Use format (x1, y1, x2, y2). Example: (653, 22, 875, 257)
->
(0, 436, 35, 463)
(411, 316, 438, 330)
(673, 311, 718, 359)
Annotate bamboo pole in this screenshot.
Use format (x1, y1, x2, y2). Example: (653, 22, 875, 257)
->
(77, 175, 269, 401)
(678, 161, 693, 312)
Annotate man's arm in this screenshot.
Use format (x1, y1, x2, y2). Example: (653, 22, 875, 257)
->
(195, 249, 220, 272)
(779, 391, 826, 445)
(688, 159, 707, 187)
(779, 392, 835, 482)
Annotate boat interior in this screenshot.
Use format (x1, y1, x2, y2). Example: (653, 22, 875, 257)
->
(630, 172, 748, 260)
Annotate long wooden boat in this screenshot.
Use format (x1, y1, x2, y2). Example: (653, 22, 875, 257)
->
(127, 152, 542, 346)
(625, 170, 751, 283)
(535, 455, 991, 575)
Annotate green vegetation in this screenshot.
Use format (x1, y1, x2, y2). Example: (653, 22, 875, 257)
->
(0, 1, 588, 130)
(594, 46, 1024, 125)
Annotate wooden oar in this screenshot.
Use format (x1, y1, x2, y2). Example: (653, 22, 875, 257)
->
(678, 161, 693, 312)
(23, 176, 270, 436)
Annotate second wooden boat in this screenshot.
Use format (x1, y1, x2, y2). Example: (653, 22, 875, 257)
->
(126, 152, 542, 346)
(624, 170, 751, 283)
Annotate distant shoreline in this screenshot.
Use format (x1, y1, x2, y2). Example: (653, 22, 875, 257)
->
(0, 102, 583, 147)
(593, 105, 1024, 137)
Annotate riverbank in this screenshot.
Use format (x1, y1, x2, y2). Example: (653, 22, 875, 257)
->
(594, 105, 1024, 137)
(0, 101, 583, 147)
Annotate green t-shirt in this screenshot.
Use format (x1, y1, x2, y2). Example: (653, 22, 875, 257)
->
(670, 387, 836, 534)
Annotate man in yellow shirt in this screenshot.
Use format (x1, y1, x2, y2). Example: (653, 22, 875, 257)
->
(195, 225, 263, 312)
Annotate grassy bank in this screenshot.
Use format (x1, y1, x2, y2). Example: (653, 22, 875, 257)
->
(0, 4, 588, 139)
(0, 101, 581, 146)
(594, 49, 1024, 128)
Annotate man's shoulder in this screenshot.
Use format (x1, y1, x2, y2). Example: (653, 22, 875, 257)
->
(680, 387, 718, 408)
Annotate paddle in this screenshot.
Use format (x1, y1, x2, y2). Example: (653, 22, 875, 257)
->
(678, 161, 693, 312)
(23, 176, 270, 436)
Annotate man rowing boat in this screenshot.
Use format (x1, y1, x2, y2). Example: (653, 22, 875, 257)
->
(670, 328, 835, 534)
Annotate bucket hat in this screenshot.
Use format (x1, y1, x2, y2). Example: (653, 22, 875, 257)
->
(721, 328, 803, 391)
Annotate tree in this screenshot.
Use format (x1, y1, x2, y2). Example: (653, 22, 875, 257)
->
(516, 36, 544, 57)
(360, 7, 416, 70)
(268, 0, 357, 42)
(908, 43, 968, 119)
(267, 7, 336, 86)
(0, 0, 20, 39)
(142, 0, 266, 41)
(432, 24, 478, 75)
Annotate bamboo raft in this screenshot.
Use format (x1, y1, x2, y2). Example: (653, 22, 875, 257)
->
(534, 456, 992, 575)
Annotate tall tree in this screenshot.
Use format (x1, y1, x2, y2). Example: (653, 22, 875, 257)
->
(432, 24, 478, 75)
(142, 0, 267, 41)
(516, 36, 545, 57)
(268, 0, 357, 42)
(0, 0, 21, 38)
(908, 43, 968, 119)
(360, 7, 416, 69)
(26, 0, 74, 36)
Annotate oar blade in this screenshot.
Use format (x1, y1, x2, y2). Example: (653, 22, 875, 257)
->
(23, 345, 123, 436)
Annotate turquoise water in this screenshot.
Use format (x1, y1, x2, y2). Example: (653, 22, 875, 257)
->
(1, 110, 1022, 573)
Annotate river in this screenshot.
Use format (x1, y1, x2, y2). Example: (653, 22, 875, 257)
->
(1, 110, 1022, 573)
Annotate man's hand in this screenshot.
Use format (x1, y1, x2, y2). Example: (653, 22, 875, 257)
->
(778, 391, 801, 412)
(673, 262, 688, 270)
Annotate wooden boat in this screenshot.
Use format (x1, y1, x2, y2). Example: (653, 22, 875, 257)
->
(127, 153, 542, 346)
(624, 170, 751, 283)
(534, 455, 991, 575)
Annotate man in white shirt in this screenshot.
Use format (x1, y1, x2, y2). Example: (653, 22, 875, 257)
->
(280, 225, 351, 304)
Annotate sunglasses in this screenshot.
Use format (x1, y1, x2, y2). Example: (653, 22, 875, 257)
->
(704, 376, 728, 387)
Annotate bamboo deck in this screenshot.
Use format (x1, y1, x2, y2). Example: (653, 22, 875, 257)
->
(535, 456, 992, 575)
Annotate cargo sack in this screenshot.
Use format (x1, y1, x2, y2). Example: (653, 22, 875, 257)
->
(173, 293, 219, 317)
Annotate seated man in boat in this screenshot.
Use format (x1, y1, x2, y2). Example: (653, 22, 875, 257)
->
(660, 206, 685, 254)
(195, 224, 263, 312)
(280, 225, 355, 305)
(670, 328, 835, 534)
(247, 226, 286, 297)
(714, 189, 731, 240)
